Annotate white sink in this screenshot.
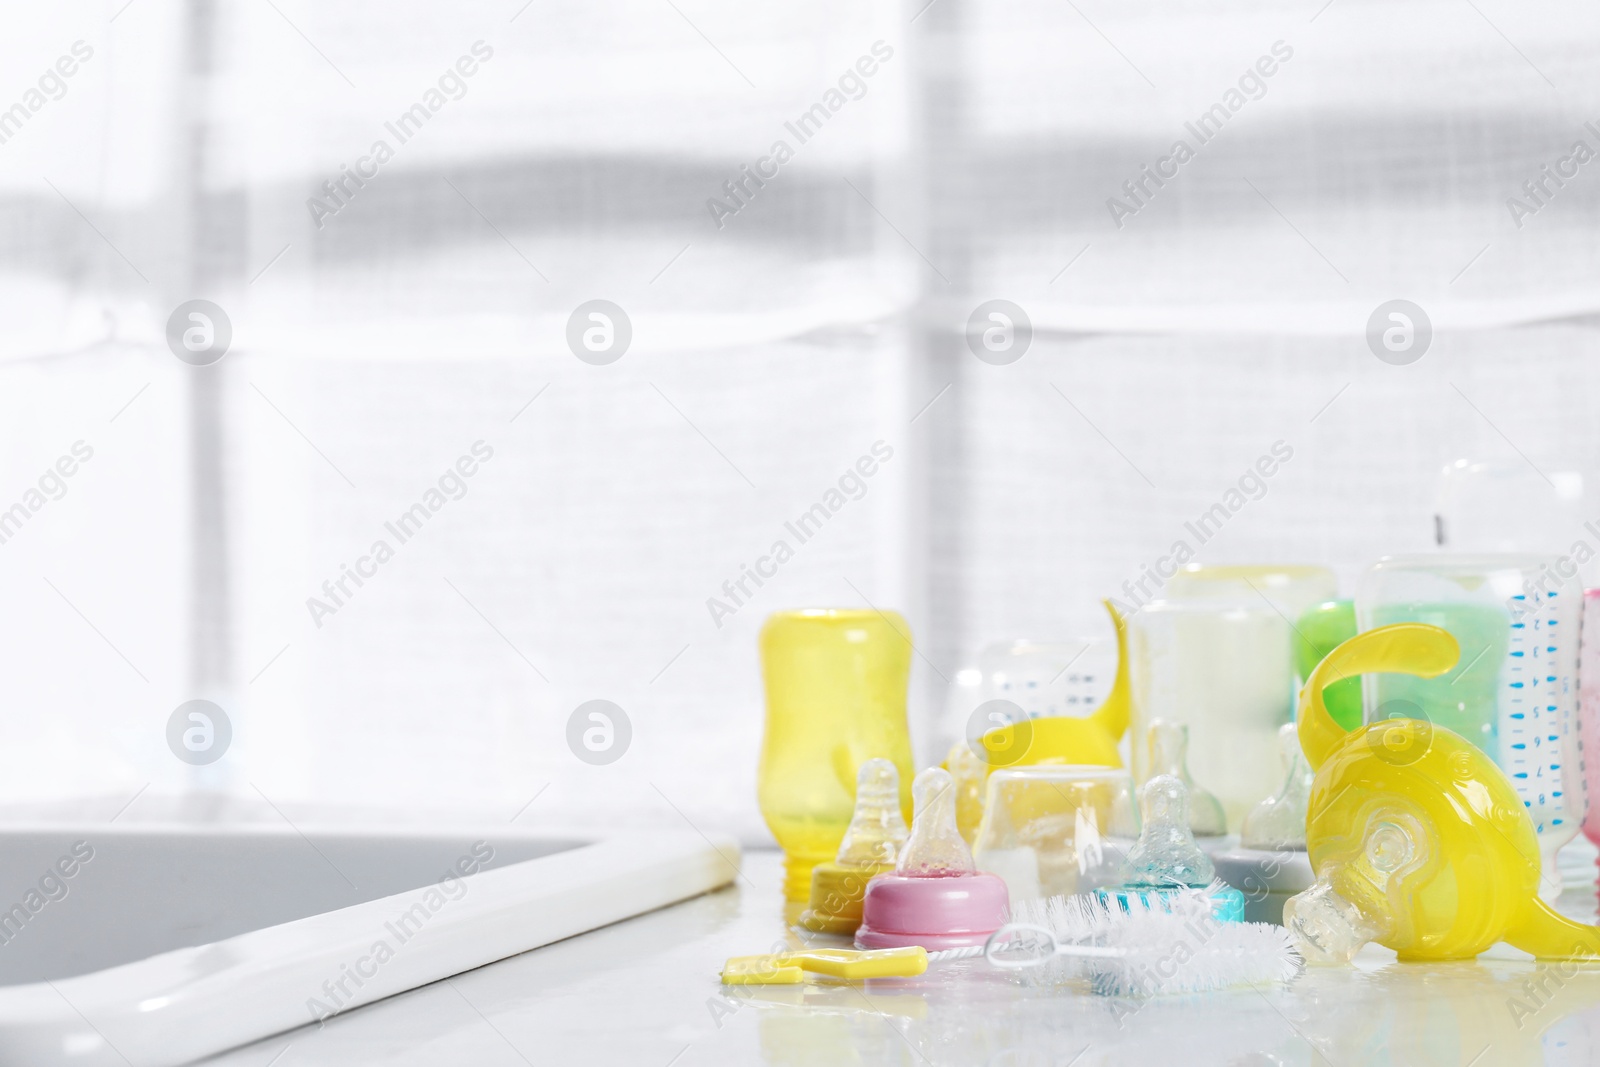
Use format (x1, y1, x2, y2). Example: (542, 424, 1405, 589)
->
(0, 824, 740, 1066)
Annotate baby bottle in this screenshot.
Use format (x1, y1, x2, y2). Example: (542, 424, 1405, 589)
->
(758, 609, 915, 903)
(1581, 589, 1600, 869)
(1168, 562, 1339, 719)
(1166, 563, 1338, 623)
(1358, 555, 1584, 896)
(1293, 599, 1360, 731)
(1128, 600, 1294, 829)
(950, 599, 1132, 842)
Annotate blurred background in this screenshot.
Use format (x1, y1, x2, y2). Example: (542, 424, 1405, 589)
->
(3, 0, 1600, 846)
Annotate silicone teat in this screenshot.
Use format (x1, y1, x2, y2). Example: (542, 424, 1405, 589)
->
(1126, 775, 1214, 888)
(1240, 722, 1313, 850)
(1284, 817, 1419, 964)
(1285, 622, 1600, 964)
(835, 758, 910, 867)
(857, 765, 1011, 949)
(1281, 878, 1386, 966)
(1147, 721, 1226, 837)
(796, 759, 913, 935)
(896, 767, 975, 877)
(945, 739, 988, 845)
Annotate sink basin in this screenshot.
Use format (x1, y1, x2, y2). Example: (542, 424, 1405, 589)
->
(0, 823, 740, 1065)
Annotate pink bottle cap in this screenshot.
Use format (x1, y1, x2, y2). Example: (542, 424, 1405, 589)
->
(855, 871, 1010, 949)
(853, 766, 1009, 949)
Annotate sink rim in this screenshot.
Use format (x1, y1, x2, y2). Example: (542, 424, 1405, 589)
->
(0, 825, 742, 1066)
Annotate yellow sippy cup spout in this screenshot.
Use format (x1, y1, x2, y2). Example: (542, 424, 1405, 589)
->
(1292, 621, 1600, 964)
(1297, 623, 1459, 771)
(1505, 897, 1600, 960)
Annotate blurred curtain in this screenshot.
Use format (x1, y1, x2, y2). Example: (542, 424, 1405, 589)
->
(2, 0, 921, 841)
(5, 0, 1600, 843)
(918, 0, 1600, 748)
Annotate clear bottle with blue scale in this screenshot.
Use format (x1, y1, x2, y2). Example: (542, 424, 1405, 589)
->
(1357, 554, 1584, 897)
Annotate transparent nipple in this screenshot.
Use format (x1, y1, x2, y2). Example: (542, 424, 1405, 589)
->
(945, 740, 987, 845)
(835, 758, 910, 868)
(1148, 721, 1227, 836)
(895, 767, 976, 877)
(1241, 722, 1314, 850)
(1282, 880, 1382, 965)
(1126, 774, 1214, 887)
(1283, 820, 1414, 964)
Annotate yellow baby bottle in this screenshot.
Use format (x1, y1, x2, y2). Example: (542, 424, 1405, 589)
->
(1285, 622, 1600, 963)
(758, 609, 916, 903)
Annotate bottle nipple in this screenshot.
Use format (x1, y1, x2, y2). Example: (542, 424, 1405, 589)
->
(1126, 774, 1214, 887)
(944, 739, 987, 844)
(895, 767, 975, 877)
(1281, 879, 1383, 965)
(835, 758, 910, 868)
(1148, 721, 1226, 836)
(1241, 722, 1314, 850)
(858, 766, 1011, 948)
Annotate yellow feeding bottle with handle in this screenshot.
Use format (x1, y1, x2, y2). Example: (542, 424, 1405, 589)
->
(1284, 622, 1600, 964)
(949, 600, 1131, 842)
(975, 599, 1130, 768)
(759, 609, 916, 904)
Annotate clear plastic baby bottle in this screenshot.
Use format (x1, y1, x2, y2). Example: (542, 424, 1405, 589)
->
(1128, 600, 1295, 830)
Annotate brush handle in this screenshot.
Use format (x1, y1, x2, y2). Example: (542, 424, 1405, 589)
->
(926, 924, 1128, 968)
(923, 945, 985, 962)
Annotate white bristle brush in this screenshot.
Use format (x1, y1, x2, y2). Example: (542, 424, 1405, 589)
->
(925, 880, 1303, 996)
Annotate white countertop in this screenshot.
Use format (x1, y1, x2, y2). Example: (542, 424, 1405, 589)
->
(200, 850, 1600, 1067)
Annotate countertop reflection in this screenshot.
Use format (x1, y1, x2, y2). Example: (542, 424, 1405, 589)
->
(206, 850, 1600, 1066)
